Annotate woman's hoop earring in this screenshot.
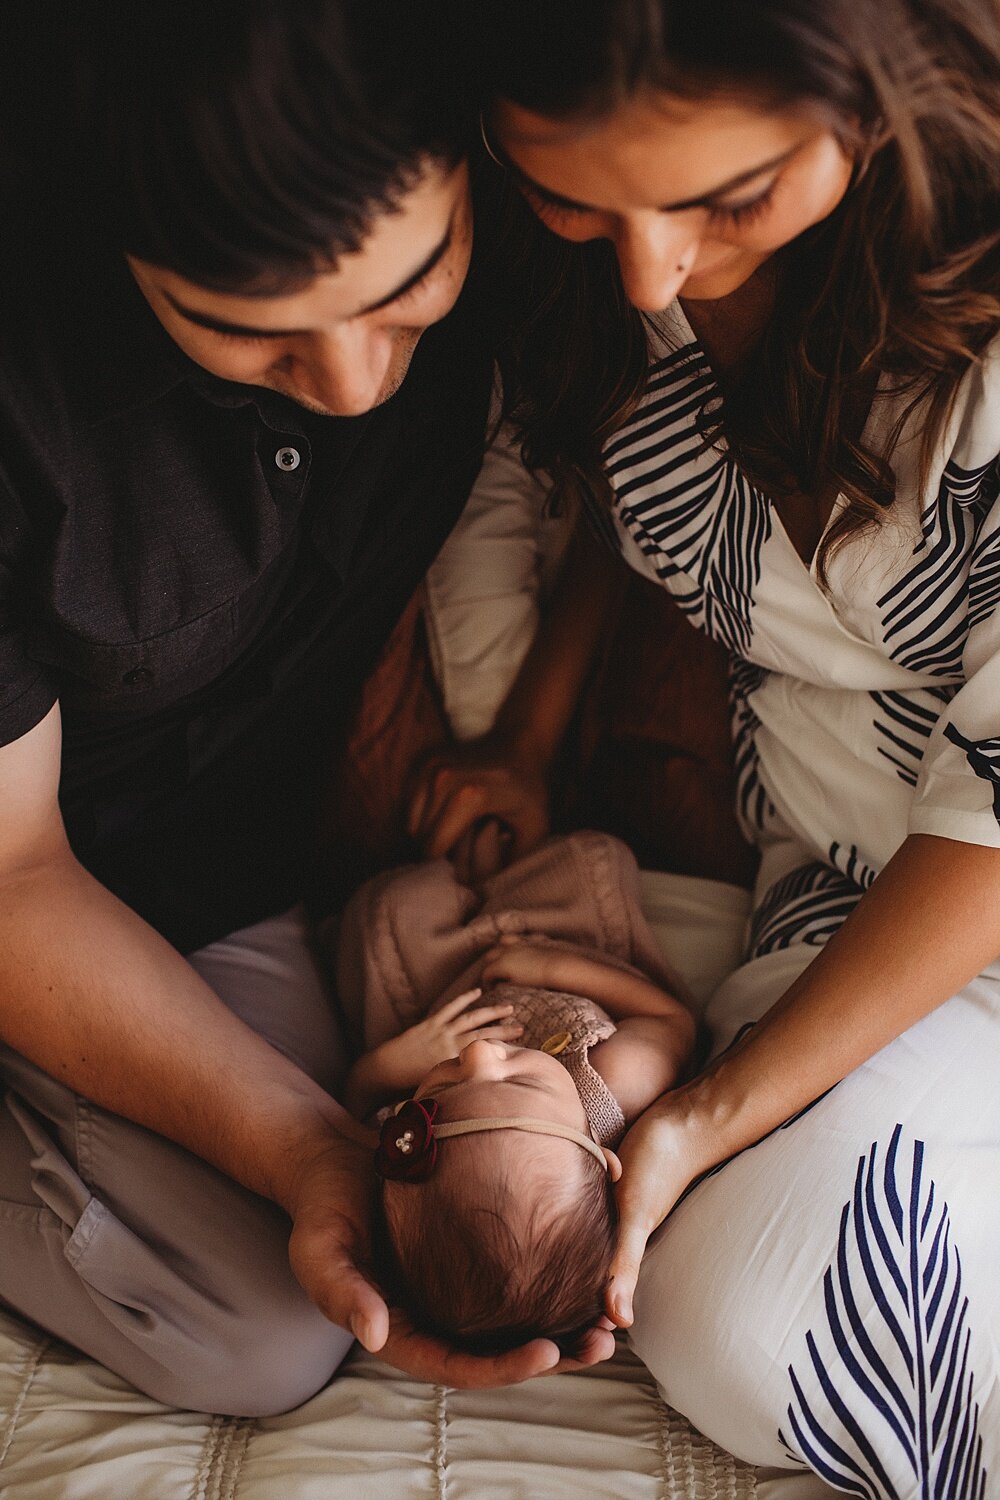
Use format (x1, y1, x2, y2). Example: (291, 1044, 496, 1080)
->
(479, 112, 507, 170)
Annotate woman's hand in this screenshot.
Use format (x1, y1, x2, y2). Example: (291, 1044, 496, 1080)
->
(407, 735, 550, 882)
(365, 989, 525, 1093)
(605, 1091, 717, 1328)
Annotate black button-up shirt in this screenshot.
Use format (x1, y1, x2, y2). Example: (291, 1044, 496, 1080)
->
(0, 223, 492, 952)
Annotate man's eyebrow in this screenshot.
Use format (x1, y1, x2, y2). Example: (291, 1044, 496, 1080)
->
(361, 220, 454, 313)
(162, 221, 455, 339)
(498, 138, 799, 215)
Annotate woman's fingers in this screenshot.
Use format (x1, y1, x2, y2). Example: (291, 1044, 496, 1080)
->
(406, 755, 451, 839)
(424, 782, 491, 859)
(605, 1218, 651, 1327)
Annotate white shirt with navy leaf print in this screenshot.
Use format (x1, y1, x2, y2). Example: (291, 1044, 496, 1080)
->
(601, 305, 1000, 887)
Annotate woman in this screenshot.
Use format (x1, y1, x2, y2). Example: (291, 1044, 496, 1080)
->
(413, 0, 1000, 1489)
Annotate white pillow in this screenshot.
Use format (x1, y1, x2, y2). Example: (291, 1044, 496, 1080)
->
(424, 407, 572, 741)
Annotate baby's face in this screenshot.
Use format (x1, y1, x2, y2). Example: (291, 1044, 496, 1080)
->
(414, 1039, 590, 1133)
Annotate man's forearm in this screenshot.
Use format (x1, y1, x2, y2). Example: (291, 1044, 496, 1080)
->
(679, 832, 1000, 1169)
(0, 851, 362, 1213)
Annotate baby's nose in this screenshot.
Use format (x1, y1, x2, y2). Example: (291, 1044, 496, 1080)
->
(458, 1039, 509, 1077)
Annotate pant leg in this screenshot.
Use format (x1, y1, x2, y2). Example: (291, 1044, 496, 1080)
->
(0, 908, 354, 1417)
(629, 938, 1000, 1498)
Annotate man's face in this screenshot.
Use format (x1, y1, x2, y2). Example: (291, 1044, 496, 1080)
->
(129, 159, 472, 417)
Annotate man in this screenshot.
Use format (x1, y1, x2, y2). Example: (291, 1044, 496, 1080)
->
(0, 2, 612, 1413)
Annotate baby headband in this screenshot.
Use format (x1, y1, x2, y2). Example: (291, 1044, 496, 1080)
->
(376, 1098, 609, 1183)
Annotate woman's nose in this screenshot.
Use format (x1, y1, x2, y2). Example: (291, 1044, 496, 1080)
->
(613, 212, 699, 312)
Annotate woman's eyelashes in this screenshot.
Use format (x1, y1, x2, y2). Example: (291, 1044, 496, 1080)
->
(705, 181, 779, 227)
(522, 178, 780, 233)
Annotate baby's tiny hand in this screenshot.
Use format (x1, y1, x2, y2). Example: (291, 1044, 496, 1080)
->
(371, 989, 524, 1093)
(481, 935, 576, 992)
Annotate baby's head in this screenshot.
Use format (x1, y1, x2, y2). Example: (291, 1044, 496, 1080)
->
(374, 1039, 619, 1353)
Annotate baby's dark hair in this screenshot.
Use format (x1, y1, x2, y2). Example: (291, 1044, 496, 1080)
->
(376, 1138, 618, 1354)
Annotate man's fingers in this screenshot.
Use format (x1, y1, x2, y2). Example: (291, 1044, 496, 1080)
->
(381, 1315, 561, 1389)
(559, 1322, 618, 1369)
(345, 1283, 391, 1352)
(509, 806, 549, 861)
(291, 1234, 390, 1352)
(467, 817, 510, 882)
(406, 771, 431, 838)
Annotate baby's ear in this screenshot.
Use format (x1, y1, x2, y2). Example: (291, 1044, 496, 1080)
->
(602, 1147, 623, 1182)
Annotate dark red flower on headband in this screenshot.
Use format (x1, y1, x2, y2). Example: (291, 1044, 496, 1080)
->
(375, 1098, 440, 1182)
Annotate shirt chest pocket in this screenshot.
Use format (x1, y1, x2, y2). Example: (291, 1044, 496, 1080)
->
(26, 594, 246, 713)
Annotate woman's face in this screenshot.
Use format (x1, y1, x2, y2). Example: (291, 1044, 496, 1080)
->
(492, 91, 854, 310)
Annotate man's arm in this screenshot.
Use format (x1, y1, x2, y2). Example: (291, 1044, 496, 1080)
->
(0, 702, 395, 1343)
(1, 705, 617, 1382)
(0, 704, 366, 1204)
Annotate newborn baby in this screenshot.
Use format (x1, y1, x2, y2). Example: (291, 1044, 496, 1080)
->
(334, 832, 696, 1354)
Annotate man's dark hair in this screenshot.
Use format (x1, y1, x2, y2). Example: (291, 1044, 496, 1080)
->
(8, 0, 473, 291)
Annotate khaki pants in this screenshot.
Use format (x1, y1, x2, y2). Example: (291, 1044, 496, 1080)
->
(0, 909, 353, 1416)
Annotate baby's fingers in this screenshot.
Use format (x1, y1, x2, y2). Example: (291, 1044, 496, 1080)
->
(454, 1003, 518, 1032)
(435, 987, 484, 1022)
(467, 1022, 524, 1044)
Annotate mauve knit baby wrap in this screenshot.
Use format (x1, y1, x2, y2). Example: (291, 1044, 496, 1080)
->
(333, 831, 687, 1143)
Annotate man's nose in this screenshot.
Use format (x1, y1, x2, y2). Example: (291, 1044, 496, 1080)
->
(288, 326, 393, 416)
(613, 211, 700, 312)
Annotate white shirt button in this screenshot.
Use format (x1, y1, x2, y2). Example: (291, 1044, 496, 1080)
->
(274, 446, 301, 472)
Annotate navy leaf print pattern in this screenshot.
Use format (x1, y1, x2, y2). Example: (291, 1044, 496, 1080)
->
(605, 342, 771, 655)
(869, 686, 956, 789)
(829, 841, 879, 891)
(943, 724, 1000, 822)
(877, 460, 997, 679)
(749, 859, 863, 959)
(729, 654, 777, 835)
(783, 1127, 987, 1499)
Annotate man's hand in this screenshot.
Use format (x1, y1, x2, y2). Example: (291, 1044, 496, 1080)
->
(378, 1310, 618, 1388)
(284, 1126, 391, 1352)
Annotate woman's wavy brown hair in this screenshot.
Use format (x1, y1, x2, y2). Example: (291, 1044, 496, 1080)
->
(477, 0, 1000, 583)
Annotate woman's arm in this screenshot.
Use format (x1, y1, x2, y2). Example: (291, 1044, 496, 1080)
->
(607, 832, 1000, 1324)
